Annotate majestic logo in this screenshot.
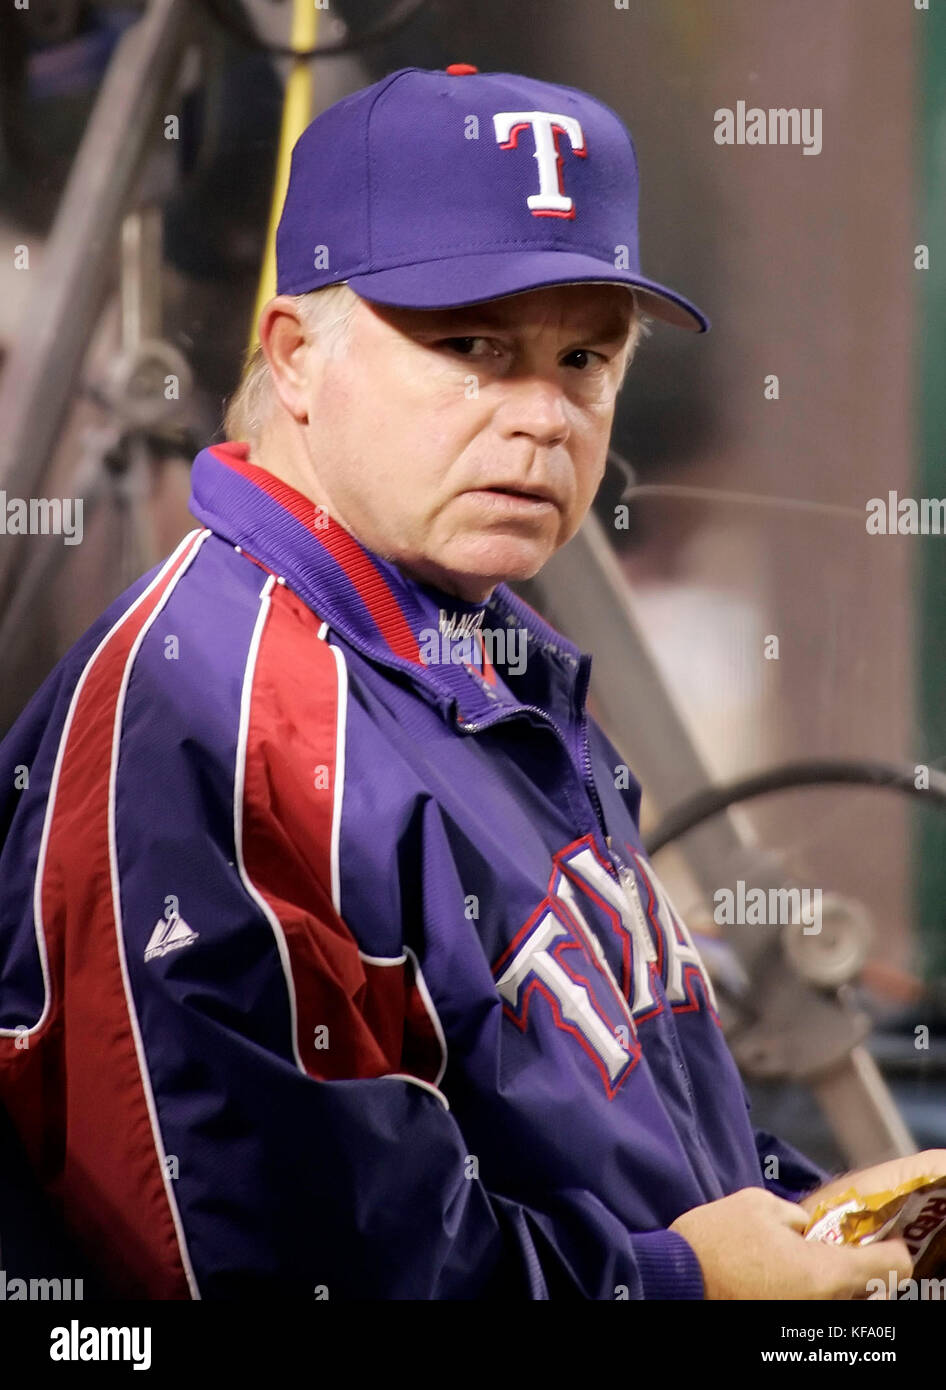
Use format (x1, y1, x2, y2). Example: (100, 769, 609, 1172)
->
(492, 111, 587, 218)
(144, 912, 198, 962)
(492, 837, 718, 1097)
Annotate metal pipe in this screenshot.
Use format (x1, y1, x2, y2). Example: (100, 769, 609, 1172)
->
(0, 0, 193, 603)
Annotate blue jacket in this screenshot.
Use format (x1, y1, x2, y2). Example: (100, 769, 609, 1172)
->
(0, 440, 828, 1298)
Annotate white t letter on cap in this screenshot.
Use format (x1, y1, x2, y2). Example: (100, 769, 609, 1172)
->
(493, 111, 587, 217)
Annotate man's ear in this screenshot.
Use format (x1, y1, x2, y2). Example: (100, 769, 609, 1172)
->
(258, 296, 313, 424)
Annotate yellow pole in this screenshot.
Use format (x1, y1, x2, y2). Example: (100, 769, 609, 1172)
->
(247, 0, 319, 351)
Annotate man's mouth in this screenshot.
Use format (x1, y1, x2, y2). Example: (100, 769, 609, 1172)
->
(471, 484, 558, 507)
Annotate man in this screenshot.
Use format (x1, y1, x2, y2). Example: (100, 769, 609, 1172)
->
(0, 65, 932, 1299)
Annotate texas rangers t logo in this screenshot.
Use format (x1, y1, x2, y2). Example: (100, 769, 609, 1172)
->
(492, 111, 587, 217)
(494, 907, 635, 1091)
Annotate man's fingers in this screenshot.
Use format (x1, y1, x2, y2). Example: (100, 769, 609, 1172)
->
(867, 1237, 914, 1283)
(780, 1203, 916, 1296)
(770, 1196, 812, 1231)
(823, 1237, 915, 1296)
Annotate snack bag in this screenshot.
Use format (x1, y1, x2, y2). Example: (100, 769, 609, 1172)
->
(803, 1174, 946, 1280)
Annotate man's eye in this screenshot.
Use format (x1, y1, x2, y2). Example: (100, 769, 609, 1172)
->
(564, 349, 606, 370)
(441, 337, 496, 356)
(436, 340, 607, 369)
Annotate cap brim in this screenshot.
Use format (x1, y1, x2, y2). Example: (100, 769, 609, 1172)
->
(346, 250, 709, 332)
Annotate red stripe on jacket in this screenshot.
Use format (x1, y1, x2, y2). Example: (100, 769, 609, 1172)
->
(211, 442, 422, 666)
(241, 582, 443, 1086)
(0, 535, 203, 1298)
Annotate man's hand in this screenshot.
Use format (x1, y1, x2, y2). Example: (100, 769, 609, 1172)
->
(798, 1148, 946, 1217)
(669, 1187, 913, 1300)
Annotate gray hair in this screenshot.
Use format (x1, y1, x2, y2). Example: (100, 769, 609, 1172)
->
(223, 281, 646, 445)
(223, 282, 359, 445)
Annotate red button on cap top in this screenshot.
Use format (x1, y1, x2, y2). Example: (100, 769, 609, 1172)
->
(445, 63, 479, 75)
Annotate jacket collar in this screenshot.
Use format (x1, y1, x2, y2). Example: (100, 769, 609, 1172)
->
(189, 442, 590, 729)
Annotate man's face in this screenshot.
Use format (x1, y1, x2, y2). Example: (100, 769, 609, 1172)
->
(302, 282, 634, 601)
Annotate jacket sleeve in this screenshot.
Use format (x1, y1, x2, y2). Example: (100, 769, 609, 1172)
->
(753, 1127, 832, 1205)
(128, 938, 705, 1299)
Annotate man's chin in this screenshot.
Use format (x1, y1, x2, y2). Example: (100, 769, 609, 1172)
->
(442, 538, 553, 591)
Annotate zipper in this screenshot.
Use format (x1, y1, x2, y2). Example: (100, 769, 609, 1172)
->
(572, 655, 608, 853)
(607, 838, 658, 964)
(605, 838, 709, 1143)
(313, 595, 608, 837)
(458, 701, 609, 840)
(462, 702, 660, 972)
(578, 707, 608, 844)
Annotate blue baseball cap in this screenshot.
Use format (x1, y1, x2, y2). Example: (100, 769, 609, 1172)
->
(275, 64, 708, 332)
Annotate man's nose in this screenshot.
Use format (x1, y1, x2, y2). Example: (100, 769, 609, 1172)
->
(496, 378, 570, 448)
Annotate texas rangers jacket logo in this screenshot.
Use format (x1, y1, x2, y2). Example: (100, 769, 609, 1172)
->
(492, 837, 718, 1099)
(492, 110, 587, 218)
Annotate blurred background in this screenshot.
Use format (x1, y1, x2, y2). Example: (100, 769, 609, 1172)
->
(1, 0, 944, 1175)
